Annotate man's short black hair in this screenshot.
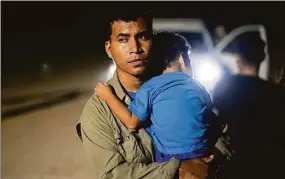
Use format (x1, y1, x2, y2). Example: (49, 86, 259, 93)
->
(231, 32, 266, 67)
(104, 7, 152, 41)
(152, 32, 191, 70)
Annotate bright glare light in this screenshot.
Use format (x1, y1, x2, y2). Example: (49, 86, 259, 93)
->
(196, 61, 221, 82)
(194, 60, 222, 91)
(106, 63, 116, 80)
(109, 63, 116, 74)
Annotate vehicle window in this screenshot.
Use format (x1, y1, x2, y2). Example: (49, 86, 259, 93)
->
(222, 31, 261, 54)
(179, 32, 209, 52)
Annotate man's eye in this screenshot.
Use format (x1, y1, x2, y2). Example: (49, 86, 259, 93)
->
(118, 38, 128, 42)
(138, 35, 148, 40)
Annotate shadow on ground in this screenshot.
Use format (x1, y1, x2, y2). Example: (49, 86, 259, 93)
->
(1, 90, 82, 120)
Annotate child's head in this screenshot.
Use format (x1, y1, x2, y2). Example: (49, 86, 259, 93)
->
(152, 32, 192, 75)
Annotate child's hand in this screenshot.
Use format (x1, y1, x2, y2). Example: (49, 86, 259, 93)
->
(94, 82, 114, 101)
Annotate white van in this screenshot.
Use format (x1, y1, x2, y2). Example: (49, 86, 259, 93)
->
(153, 18, 269, 93)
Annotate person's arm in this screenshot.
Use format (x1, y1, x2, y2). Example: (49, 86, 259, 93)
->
(104, 94, 140, 129)
(76, 95, 180, 179)
(95, 82, 148, 129)
(95, 82, 140, 129)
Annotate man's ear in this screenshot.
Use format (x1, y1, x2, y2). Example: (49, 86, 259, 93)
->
(236, 54, 247, 72)
(236, 55, 243, 67)
(105, 40, 112, 58)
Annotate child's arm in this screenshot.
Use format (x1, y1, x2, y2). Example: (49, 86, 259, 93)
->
(95, 82, 141, 129)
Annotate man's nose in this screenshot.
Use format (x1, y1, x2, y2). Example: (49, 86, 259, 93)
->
(129, 37, 143, 54)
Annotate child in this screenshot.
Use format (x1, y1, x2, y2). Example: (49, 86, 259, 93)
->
(95, 32, 216, 163)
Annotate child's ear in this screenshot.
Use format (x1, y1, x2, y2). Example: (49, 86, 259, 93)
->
(178, 53, 185, 68)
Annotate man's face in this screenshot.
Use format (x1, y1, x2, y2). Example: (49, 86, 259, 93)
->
(105, 17, 152, 77)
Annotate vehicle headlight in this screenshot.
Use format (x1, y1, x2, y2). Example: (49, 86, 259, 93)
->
(193, 59, 222, 91)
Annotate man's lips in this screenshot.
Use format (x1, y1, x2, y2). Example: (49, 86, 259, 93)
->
(128, 59, 147, 66)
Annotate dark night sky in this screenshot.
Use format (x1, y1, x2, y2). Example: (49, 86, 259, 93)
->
(2, 2, 285, 82)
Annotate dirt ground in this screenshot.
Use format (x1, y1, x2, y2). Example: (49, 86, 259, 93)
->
(2, 93, 96, 179)
(1, 58, 111, 179)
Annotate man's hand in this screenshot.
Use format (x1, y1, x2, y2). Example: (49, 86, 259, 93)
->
(179, 158, 209, 179)
(94, 82, 114, 101)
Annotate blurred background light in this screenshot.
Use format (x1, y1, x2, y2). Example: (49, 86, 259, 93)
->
(106, 63, 116, 80)
(193, 58, 222, 91)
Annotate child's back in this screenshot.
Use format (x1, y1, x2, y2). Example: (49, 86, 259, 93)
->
(129, 71, 214, 160)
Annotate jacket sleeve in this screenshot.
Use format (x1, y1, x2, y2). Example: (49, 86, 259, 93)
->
(76, 96, 180, 179)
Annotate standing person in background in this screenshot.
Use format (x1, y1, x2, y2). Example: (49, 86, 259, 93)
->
(213, 32, 285, 179)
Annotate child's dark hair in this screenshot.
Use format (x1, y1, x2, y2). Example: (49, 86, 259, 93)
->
(104, 7, 152, 41)
(152, 32, 191, 70)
